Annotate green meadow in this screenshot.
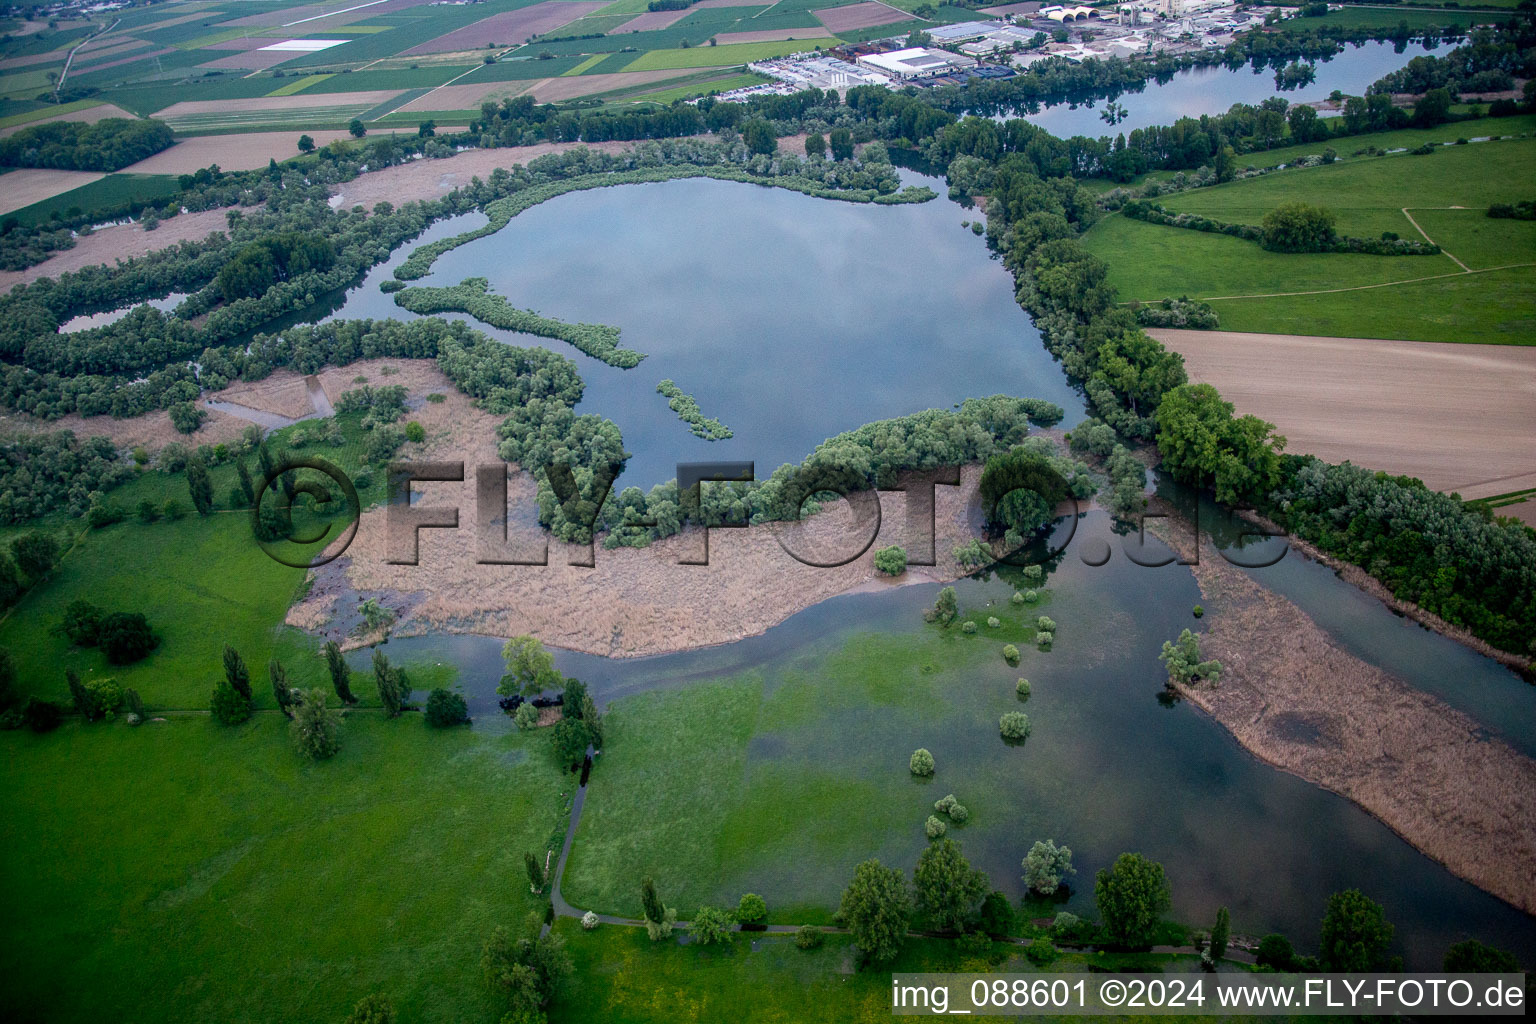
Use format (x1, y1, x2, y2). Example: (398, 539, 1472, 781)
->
(0, 714, 572, 1024)
(1082, 136, 1536, 343)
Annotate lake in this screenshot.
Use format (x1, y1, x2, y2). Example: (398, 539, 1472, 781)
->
(1016, 39, 1454, 140)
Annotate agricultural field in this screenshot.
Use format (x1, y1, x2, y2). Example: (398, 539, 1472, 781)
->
(1082, 134, 1536, 344)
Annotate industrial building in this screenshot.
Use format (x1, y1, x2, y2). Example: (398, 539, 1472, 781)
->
(856, 46, 977, 80)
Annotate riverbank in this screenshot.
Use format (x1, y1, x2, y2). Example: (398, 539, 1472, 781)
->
(1154, 506, 1536, 916)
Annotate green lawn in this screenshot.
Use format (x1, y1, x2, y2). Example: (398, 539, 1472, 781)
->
(0, 714, 572, 1024)
(1083, 137, 1536, 343)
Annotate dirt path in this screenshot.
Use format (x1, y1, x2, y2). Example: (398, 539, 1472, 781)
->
(1154, 510, 1536, 916)
(1401, 206, 1470, 272)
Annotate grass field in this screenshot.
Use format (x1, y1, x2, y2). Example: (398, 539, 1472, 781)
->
(1082, 136, 1536, 343)
(0, 714, 573, 1024)
(549, 921, 1316, 1023)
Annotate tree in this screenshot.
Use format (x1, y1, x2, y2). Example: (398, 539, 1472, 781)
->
(737, 893, 767, 927)
(829, 126, 853, 161)
(66, 668, 100, 721)
(579, 693, 603, 748)
(223, 644, 252, 701)
(373, 648, 402, 717)
(1260, 202, 1337, 253)
(236, 458, 256, 506)
(99, 612, 156, 664)
(168, 401, 204, 434)
(641, 877, 666, 926)
(909, 748, 935, 776)
(1211, 906, 1231, 961)
(425, 687, 469, 727)
(551, 716, 590, 769)
(0, 647, 13, 709)
(186, 458, 214, 515)
(1159, 628, 1222, 685)
(805, 132, 826, 159)
(324, 640, 357, 704)
(270, 658, 295, 718)
(10, 531, 60, 580)
(978, 891, 1013, 938)
(344, 994, 394, 1024)
(1414, 87, 1453, 127)
(525, 851, 545, 894)
(1319, 889, 1393, 971)
(1155, 383, 1285, 506)
(500, 635, 561, 697)
(1256, 933, 1297, 971)
(689, 905, 735, 944)
(1443, 938, 1520, 973)
(1094, 852, 1171, 948)
(913, 838, 989, 933)
(838, 859, 913, 962)
(561, 677, 588, 720)
(290, 688, 341, 760)
(933, 586, 958, 625)
(297, 134, 315, 153)
(211, 678, 253, 725)
(873, 545, 907, 576)
(1213, 144, 1236, 183)
(348, 118, 367, 139)
(742, 119, 775, 156)
(999, 710, 1030, 740)
(418, 120, 436, 138)
(1022, 839, 1074, 895)
(481, 925, 572, 1014)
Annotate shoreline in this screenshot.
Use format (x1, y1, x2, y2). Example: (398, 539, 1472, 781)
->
(1151, 507, 1536, 917)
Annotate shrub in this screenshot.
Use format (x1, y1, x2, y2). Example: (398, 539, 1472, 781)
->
(1261, 202, 1338, 252)
(513, 702, 540, 730)
(1035, 616, 1056, 632)
(581, 910, 599, 930)
(1051, 911, 1083, 940)
(795, 924, 824, 949)
(210, 679, 253, 725)
(344, 994, 394, 1024)
(1025, 840, 1076, 896)
(986, 616, 1001, 628)
(999, 711, 1031, 741)
(99, 611, 157, 664)
(1159, 628, 1222, 684)
(1255, 933, 1296, 971)
(925, 815, 948, 839)
(934, 793, 958, 815)
(873, 545, 907, 576)
(404, 420, 426, 443)
(1022, 564, 1044, 583)
(961, 620, 977, 634)
(1023, 589, 1038, 603)
(1016, 678, 1031, 698)
(1010, 591, 1025, 604)
(1192, 605, 1204, 618)
(1025, 938, 1057, 965)
(910, 748, 935, 776)
(949, 803, 969, 824)
(933, 586, 958, 625)
(22, 696, 63, 732)
(424, 687, 469, 727)
(688, 905, 734, 945)
(1035, 631, 1053, 648)
(737, 892, 767, 926)
(1002, 644, 1020, 664)
(290, 688, 341, 760)
(83, 677, 123, 718)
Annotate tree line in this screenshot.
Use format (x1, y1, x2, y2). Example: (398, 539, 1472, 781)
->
(0, 117, 174, 172)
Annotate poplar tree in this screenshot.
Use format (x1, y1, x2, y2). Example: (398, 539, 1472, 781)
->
(223, 644, 251, 700)
(525, 851, 544, 894)
(324, 641, 356, 704)
(236, 458, 256, 507)
(186, 459, 213, 516)
(269, 658, 294, 718)
(373, 648, 401, 717)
